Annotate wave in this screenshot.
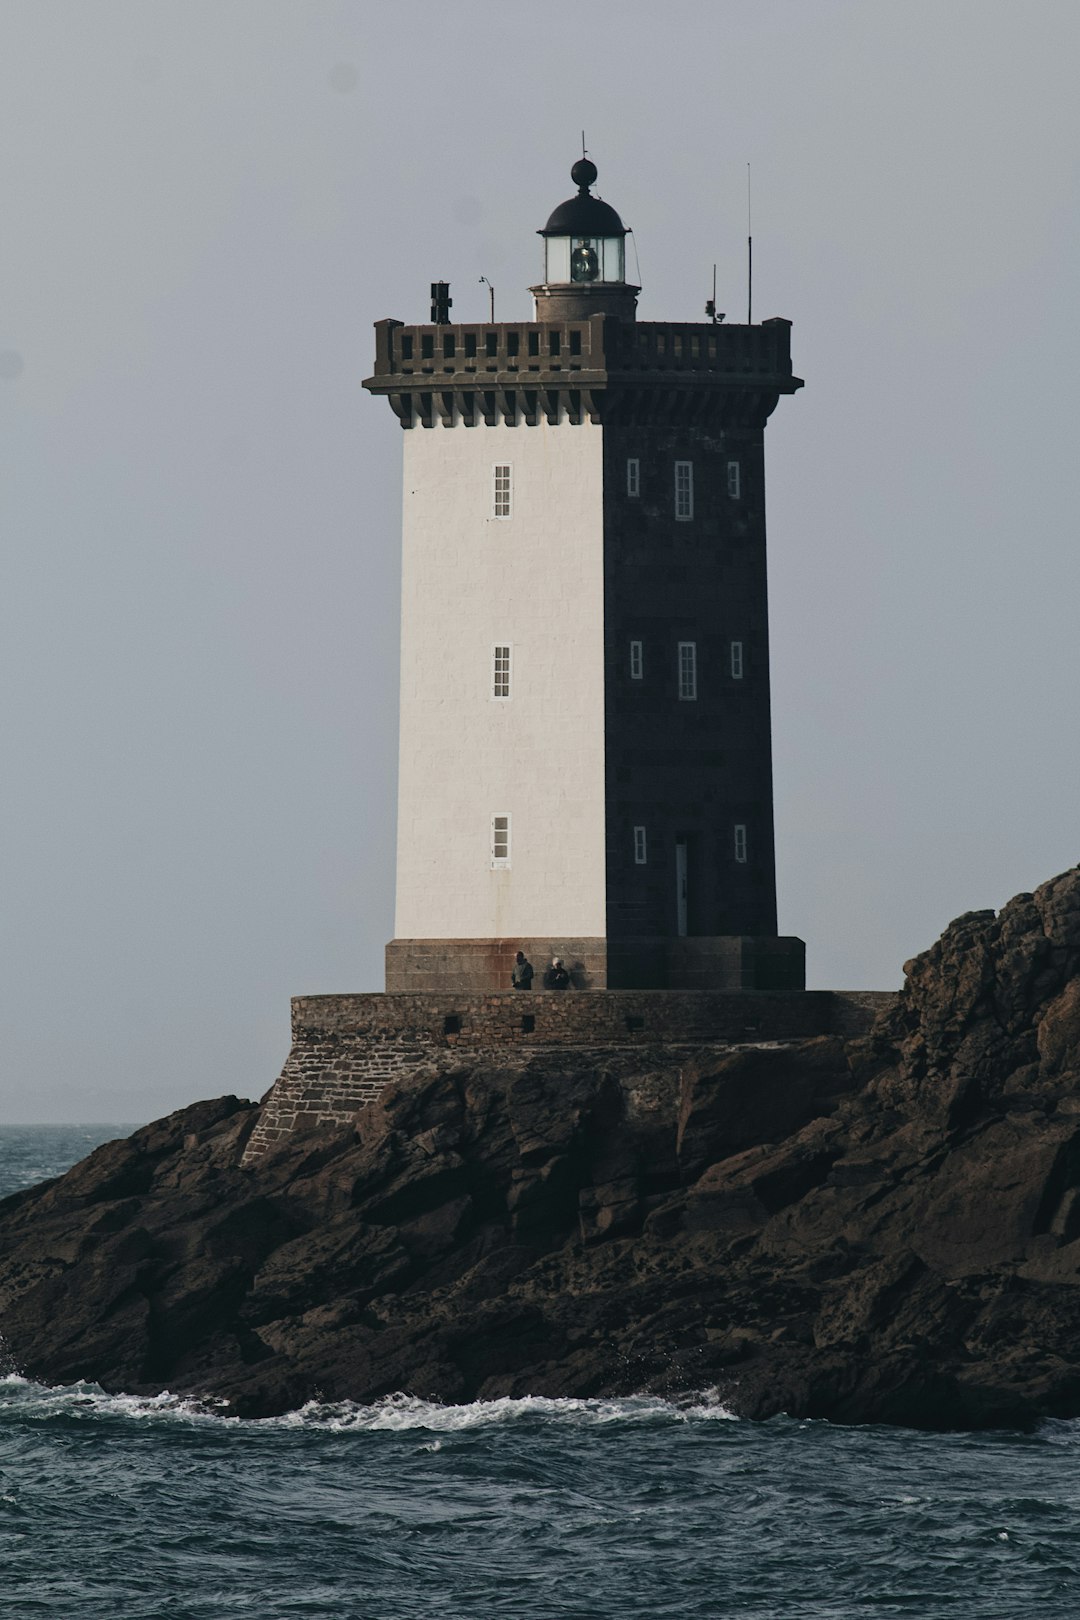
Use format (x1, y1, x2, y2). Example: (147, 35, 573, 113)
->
(0, 1373, 235, 1425)
(280, 1390, 739, 1431)
(0, 1374, 736, 1432)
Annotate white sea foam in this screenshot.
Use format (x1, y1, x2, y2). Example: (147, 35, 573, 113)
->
(0, 1375, 233, 1425)
(0, 1374, 737, 1432)
(281, 1390, 739, 1432)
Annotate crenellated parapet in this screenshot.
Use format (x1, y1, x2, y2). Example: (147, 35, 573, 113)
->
(363, 315, 803, 429)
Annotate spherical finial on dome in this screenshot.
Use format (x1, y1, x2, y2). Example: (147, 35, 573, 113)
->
(571, 157, 598, 191)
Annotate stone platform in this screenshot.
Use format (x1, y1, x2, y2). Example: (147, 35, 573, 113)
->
(242, 987, 896, 1163)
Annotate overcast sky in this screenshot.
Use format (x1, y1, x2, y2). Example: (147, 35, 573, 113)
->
(2, 0, 1077, 1123)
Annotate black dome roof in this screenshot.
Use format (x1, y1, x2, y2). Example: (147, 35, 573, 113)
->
(540, 160, 627, 238)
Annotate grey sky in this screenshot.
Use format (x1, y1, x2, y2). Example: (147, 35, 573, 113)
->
(2, 0, 1077, 1123)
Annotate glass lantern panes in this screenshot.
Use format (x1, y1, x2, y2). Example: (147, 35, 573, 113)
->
(544, 235, 625, 285)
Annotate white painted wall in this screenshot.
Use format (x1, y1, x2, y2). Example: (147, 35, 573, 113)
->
(395, 417, 607, 938)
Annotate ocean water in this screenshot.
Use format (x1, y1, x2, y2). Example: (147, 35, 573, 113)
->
(2, 1128, 1080, 1619)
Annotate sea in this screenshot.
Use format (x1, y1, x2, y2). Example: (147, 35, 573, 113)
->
(1, 1126, 1079, 1618)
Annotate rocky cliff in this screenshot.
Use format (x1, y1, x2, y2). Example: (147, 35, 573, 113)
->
(3, 867, 1080, 1428)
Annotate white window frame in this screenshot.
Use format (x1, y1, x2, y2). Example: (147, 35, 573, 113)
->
(492, 463, 512, 520)
(674, 460, 694, 521)
(727, 459, 741, 499)
(734, 823, 748, 865)
(491, 813, 511, 868)
(491, 643, 512, 700)
(730, 640, 744, 680)
(633, 825, 647, 865)
(678, 640, 697, 701)
(629, 639, 643, 681)
(626, 458, 640, 498)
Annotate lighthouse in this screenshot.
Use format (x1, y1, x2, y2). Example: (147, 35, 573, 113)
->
(363, 158, 805, 993)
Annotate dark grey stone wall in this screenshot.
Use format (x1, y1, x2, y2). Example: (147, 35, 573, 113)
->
(602, 419, 777, 946)
(242, 988, 897, 1162)
(385, 936, 805, 993)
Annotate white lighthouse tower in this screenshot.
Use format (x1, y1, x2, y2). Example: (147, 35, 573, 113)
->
(364, 159, 804, 992)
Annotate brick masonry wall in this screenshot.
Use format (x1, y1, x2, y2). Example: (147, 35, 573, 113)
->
(242, 989, 898, 1162)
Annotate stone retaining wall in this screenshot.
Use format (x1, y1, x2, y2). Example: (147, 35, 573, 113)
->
(242, 988, 897, 1163)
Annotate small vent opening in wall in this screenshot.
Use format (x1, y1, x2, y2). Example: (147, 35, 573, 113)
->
(625, 1015, 645, 1032)
(443, 1015, 462, 1035)
(521, 1015, 536, 1034)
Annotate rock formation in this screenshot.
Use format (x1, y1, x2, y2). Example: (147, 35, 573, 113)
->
(2, 866, 1079, 1428)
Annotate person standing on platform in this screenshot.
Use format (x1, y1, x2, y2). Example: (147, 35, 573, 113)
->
(546, 957, 570, 990)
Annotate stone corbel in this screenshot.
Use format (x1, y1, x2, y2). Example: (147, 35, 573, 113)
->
(388, 393, 413, 428)
(457, 390, 476, 427)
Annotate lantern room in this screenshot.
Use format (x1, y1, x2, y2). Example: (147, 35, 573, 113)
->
(531, 158, 639, 322)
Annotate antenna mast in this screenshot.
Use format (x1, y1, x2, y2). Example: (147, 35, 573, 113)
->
(747, 162, 753, 325)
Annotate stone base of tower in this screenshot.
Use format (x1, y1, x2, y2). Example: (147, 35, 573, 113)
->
(385, 935, 805, 994)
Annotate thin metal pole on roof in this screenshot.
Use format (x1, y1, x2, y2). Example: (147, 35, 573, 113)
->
(747, 163, 753, 325)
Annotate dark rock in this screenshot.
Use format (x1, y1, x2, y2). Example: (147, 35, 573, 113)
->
(4, 866, 1080, 1427)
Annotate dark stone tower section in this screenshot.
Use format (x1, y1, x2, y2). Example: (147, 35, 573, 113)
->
(598, 317, 801, 989)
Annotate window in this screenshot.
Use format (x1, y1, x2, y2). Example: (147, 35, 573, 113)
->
(492, 644, 511, 700)
(674, 460, 693, 520)
(727, 460, 741, 499)
(491, 814, 511, 868)
(629, 640, 643, 681)
(626, 458, 640, 497)
(634, 826, 647, 865)
(734, 824, 748, 864)
(492, 464, 512, 519)
(678, 641, 697, 701)
(730, 640, 744, 680)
